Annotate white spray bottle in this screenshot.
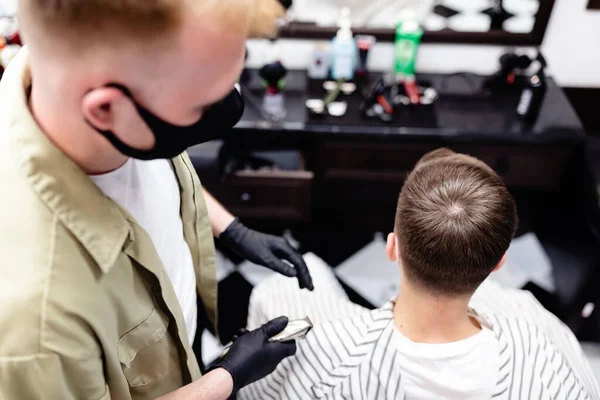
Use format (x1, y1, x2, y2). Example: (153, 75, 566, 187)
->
(331, 7, 357, 81)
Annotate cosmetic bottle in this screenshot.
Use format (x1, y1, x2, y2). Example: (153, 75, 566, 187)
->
(394, 15, 423, 79)
(356, 35, 376, 77)
(308, 43, 330, 79)
(331, 8, 357, 81)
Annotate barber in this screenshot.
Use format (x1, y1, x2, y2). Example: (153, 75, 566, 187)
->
(0, 0, 311, 399)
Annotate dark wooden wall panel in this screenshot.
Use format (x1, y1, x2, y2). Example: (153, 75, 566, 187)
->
(564, 87, 600, 135)
(588, 0, 600, 10)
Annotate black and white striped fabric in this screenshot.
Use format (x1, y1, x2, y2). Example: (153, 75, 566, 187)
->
(239, 259, 600, 400)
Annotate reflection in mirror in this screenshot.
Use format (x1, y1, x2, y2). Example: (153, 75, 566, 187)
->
(289, 0, 541, 35)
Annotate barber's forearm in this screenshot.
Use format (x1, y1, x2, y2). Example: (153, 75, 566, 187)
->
(155, 368, 234, 400)
(202, 188, 235, 237)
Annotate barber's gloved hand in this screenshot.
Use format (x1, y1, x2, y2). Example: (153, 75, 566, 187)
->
(211, 316, 297, 394)
(219, 218, 314, 290)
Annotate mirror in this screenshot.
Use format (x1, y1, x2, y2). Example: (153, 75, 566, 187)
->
(281, 0, 556, 45)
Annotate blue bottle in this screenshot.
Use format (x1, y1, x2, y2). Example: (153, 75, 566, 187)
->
(331, 8, 357, 81)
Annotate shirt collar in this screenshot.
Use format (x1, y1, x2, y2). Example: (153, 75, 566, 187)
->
(385, 297, 495, 331)
(0, 47, 131, 273)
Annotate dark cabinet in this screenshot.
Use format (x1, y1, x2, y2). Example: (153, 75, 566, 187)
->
(450, 144, 571, 189)
(317, 140, 571, 190)
(210, 167, 313, 222)
(316, 142, 436, 182)
(204, 139, 574, 225)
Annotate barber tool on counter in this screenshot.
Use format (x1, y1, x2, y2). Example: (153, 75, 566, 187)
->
(360, 73, 438, 122)
(483, 50, 548, 126)
(361, 76, 396, 122)
(516, 52, 547, 126)
(483, 52, 535, 91)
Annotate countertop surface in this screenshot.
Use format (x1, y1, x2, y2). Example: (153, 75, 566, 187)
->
(233, 69, 585, 143)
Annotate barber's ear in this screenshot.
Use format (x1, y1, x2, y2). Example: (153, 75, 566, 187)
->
(492, 253, 507, 272)
(386, 233, 397, 262)
(81, 87, 125, 131)
(81, 87, 155, 150)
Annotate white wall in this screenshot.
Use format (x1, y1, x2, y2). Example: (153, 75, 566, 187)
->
(0, 0, 15, 13)
(246, 0, 600, 88)
(0, 0, 17, 37)
(541, 0, 600, 87)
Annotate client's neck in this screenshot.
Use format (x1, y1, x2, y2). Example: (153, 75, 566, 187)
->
(393, 279, 480, 343)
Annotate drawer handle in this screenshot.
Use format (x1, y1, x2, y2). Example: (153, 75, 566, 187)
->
(240, 192, 252, 203)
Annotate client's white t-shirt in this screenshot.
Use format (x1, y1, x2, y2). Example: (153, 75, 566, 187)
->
(392, 324, 499, 400)
(90, 158, 198, 344)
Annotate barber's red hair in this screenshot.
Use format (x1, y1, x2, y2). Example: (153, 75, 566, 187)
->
(19, 0, 284, 44)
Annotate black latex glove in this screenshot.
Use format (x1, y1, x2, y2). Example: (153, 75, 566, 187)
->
(220, 219, 314, 291)
(231, 328, 249, 342)
(210, 316, 297, 394)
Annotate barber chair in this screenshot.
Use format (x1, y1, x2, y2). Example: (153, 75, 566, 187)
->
(568, 139, 600, 342)
(533, 143, 600, 340)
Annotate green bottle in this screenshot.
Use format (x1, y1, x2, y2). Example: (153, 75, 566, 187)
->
(394, 19, 424, 78)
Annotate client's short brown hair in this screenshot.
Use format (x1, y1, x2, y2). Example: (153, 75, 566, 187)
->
(395, 148, 518, 295)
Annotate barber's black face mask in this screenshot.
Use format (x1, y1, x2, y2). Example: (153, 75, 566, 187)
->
(90, 84, 245, 160)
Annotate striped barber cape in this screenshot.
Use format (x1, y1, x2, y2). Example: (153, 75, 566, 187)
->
(238, 254, 600, 400)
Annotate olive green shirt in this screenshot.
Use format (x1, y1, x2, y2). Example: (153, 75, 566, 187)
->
(0, 48, 218, 399)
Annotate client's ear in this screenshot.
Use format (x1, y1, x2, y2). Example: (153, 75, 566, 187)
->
(386, 233, 397, 262)
(492, 253, 507, 272)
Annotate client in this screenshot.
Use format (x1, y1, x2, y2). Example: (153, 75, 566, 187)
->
(238, 148, 600, 400)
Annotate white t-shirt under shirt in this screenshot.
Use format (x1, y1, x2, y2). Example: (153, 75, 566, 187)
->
(391, 323, 500, 400)
(90, 158, 198, 344)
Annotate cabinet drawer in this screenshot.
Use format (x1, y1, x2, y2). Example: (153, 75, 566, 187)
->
(218, 170, 313, 221)
(318, 142, 436, 182)
(318, 141, 572, 189)
(450, 144, 571, 189)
